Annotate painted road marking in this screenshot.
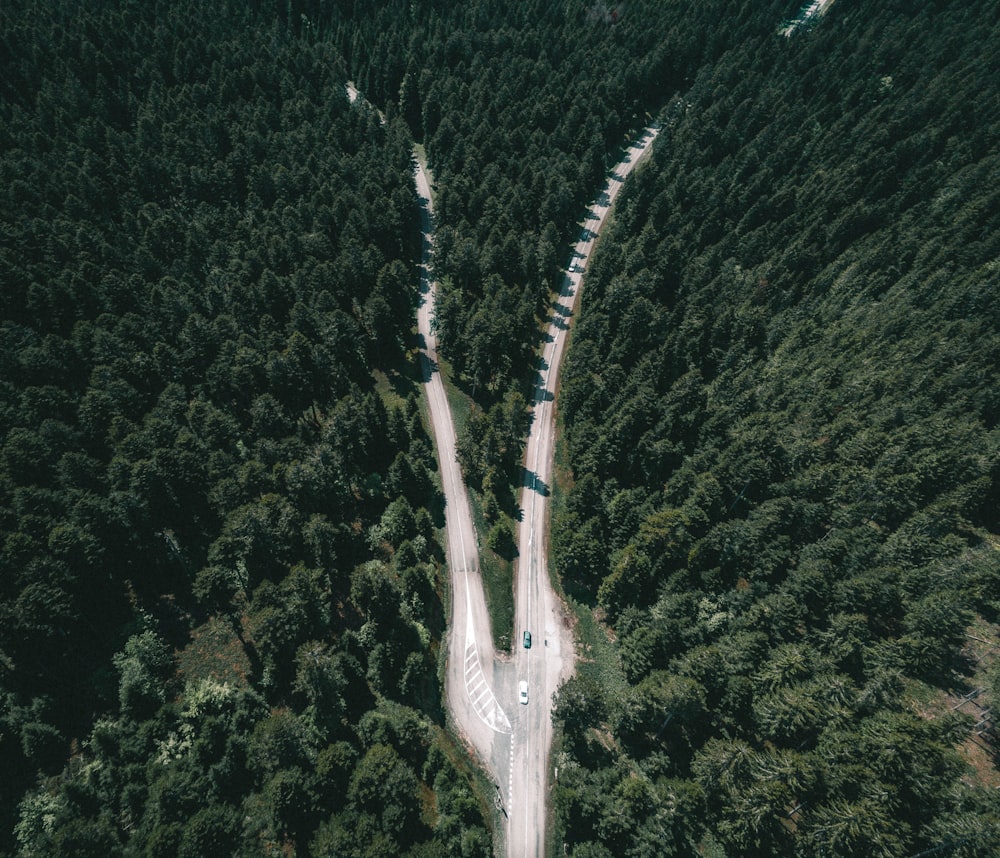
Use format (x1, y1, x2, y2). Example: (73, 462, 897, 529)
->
(508, 733, 515, 820)
(464, 584, 511, 734)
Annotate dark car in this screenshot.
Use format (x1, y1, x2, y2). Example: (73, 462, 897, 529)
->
(523, 630, 532, 648)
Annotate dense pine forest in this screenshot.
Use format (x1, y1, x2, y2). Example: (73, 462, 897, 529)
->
(552, 0, 1000, 855)
(2, 0, 999, 855)
(328, 0, 790, 499)
(0, 1, 493, 855)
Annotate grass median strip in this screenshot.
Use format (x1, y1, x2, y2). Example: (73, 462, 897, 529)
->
(436, 356, 515, 652)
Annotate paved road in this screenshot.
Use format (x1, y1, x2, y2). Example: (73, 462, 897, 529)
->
(386, 78, 662, 854)
(349, 78, 512, 829)
(413, 154, 513, 796)
(507, 123, 661, 858)
(781, 0, 837, 35)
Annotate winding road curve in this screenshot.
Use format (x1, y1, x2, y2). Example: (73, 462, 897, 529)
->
(413, 156, 514, 764)
(418, 124, 662, 856)
(348, 77, 512, 778)
(352, 81, 660, 856)
(508, 124, 661, 857)
(416, 130, 663, 855)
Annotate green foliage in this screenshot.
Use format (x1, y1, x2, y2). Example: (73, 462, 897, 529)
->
(485, 520, 516, 559)
(0, 0, 488, 852)
(112, 629, 173, 720)
(349, 743, 421, 837)
(552, 0, 1000, 853)
(6, 0, 998, 853)
(553, 674, 607, 761)
(456, 391, 529, 489)
(176, 803, 241, 858)
(247, 565, 333, 692)
(333, 0, 727, 408)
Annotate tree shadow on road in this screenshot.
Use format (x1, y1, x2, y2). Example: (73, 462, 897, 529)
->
(558, 276, 577, 298)
(418, 351, 438, 383)
(521, 468, 550, 496)
(547, 314, 569, 332)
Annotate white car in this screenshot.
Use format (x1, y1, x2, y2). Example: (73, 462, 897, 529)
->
(519, 680, 528, 705)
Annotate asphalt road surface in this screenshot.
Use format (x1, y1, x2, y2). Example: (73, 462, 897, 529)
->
(350, 79, 514, 829)
(407, 89, 661, 853)
(506, 124, 661, 857)
(413, 155, 514, 794)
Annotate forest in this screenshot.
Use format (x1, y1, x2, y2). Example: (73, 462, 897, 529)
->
(0, 1, 493, 855)
(551, 0, 1000, 855)
(2, 0, 999, 855)
(333, 0, 784, 410)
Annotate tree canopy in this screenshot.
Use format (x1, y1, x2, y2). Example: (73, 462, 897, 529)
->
(3, 0, 999, 854)
(552, 0, 1000, 854)
(0, 1, 489, 854)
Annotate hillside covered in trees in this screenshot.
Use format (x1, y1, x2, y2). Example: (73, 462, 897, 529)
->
(552, 0, 1000, 855)
(3, 0, 1000, 855)
(330, 0, 787, 396)
(0, 1, 492, 855)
